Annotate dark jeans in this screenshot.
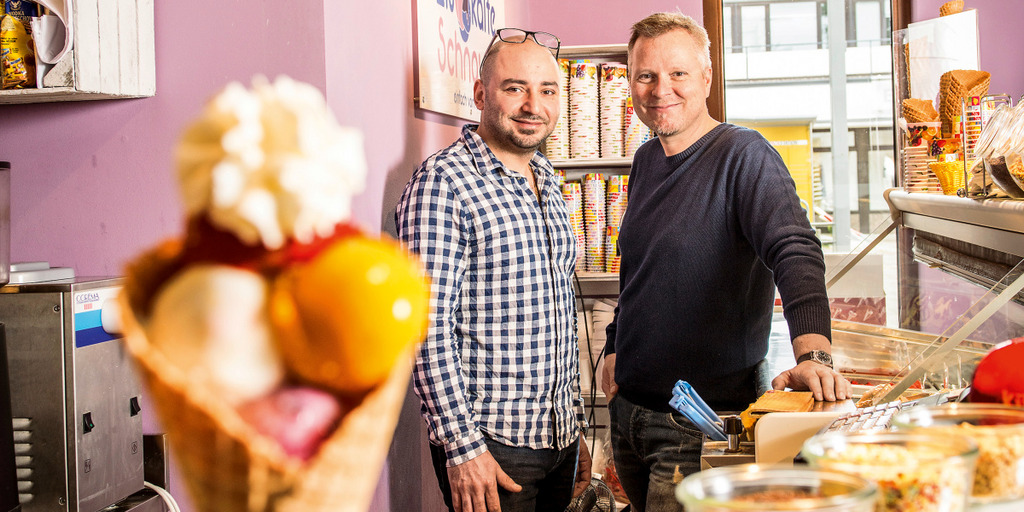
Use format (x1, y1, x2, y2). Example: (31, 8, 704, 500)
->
(608, 394, 702, 512)
(429, 436, 579, 512)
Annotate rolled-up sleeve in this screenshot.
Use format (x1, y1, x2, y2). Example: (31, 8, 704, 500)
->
(396, 166, 486, 466)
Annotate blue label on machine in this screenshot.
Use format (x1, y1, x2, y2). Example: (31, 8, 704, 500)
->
(75, 310, 115, 347)
(73, 287, 120, 348)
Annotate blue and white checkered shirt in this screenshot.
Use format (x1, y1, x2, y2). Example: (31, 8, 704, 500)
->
(396, 124, 582, 466)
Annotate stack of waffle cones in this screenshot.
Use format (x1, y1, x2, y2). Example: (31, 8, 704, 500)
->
(940, 0, 964, 16)
(902, 98, 939, 123)
(939, 69, 990, 136)
(119, 250, 413, 512)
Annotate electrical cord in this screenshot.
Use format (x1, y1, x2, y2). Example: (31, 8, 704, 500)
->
(573, 271, 606, 455)
(144, 481, 182, 512)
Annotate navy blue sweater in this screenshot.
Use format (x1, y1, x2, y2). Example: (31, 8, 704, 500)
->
(606, 123, 831, 412)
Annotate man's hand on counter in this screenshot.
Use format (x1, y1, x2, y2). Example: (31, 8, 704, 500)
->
(773, 333, 853, 401)
(772, 361, 852, 401)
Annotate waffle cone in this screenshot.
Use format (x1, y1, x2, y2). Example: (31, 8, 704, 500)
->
(902, 98, 939, 123)
(940, 0, 964, 16)
(939, 69, 990, 135)
(119, 251, 414, 512)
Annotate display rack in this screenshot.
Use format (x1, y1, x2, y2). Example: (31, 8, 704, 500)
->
(548, 44, 632, 181)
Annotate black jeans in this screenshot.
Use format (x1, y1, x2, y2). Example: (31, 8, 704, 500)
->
(429, 436, 580, 512)
(608, 394, 702, 512)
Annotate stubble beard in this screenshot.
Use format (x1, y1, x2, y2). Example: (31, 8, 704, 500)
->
(485, 110, 552, 154)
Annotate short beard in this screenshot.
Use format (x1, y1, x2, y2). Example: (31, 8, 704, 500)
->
(486, 112, 551, 153)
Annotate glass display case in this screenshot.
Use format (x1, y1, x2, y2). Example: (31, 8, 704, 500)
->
(829, 10, 1023, 406)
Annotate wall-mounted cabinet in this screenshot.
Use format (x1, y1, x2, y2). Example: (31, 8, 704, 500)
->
(0, 0, 155, 104)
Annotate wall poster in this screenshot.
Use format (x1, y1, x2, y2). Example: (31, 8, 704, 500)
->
(416, 0, 505, 121)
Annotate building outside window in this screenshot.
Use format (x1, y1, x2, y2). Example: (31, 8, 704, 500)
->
(722, 0, 894, 251)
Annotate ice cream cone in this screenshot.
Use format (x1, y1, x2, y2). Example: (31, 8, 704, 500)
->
(119, 269, 413, 512)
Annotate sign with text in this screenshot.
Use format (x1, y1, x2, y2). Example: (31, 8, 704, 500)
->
(416, 0, 504, 121)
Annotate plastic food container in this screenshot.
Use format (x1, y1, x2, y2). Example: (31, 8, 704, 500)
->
(675, 464, 877, 512)
(892, 403, 1024, 508)
(801, 432, 978, 512)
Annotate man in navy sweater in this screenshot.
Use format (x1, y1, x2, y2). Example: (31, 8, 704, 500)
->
(600, 12, 852, 511)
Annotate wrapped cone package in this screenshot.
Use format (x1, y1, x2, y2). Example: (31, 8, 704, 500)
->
(570, 61, 600, 159)
(625, 97, 652, 157)
(545, 59, 572, 160)
(582, 174, 606, 271)
(599, 63, 628, 159)
(562, 182, 585, 270)
(605, 175, 628, 273)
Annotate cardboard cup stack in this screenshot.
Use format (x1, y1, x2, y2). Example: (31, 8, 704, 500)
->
(582, 173, 606, 271)
(570, 61, 600, 159)
(562, 181, 585, 270)
(546, 59, 572, 160)
(599, 63, 629, 159)
(605, 175, 628, 273)
(625, 97, 653, 157)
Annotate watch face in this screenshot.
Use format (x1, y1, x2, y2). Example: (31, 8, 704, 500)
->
(800, 350, 832, 367)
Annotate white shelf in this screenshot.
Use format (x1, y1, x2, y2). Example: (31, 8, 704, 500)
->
(559, 44, 627, 61)
(574, 271, 619, 298)
(551, 157, 632, 169)
(0, 0, 155, 104)
(884, 188, 1024, 256)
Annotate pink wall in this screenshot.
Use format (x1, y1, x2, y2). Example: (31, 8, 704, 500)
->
(911, 0, 1024, 99)
(0, 1, 328, 277)
(521, 0, 704, 46)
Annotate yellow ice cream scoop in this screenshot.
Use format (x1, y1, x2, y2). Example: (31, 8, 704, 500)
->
(270, 235, 429, 395)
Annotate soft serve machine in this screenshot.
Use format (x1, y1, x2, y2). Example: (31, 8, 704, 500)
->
(0, 267, 150, 512)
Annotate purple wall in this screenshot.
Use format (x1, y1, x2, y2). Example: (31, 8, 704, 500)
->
(911, 0, 1024, 99)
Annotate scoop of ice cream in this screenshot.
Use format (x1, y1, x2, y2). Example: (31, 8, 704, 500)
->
(147, 264, 285, 405)
(236, 386, 344, 461)
(175, 75, 367, 250)
(269, 235, 429, 395)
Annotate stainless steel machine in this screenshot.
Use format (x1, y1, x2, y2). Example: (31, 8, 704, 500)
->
(0, 273, 145, 512)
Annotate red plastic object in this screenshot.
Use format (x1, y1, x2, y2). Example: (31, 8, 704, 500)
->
(969, 337, 1024, 406)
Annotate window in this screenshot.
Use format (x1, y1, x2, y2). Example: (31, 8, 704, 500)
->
(769, 2, 818, 50)
(741, 4, 767, 52)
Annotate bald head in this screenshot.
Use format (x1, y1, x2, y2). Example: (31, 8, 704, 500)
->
(479, 39, 558, 86)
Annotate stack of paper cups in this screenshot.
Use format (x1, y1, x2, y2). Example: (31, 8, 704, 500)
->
(625, 96, 653, 157)
(545, 59, 571, 160)
(570, 61, 600, 159)
(605, 175, 628, 272)
(599, 63, 629, 159)
(561, 182, 585, 270)
(582, 173, 606, 271)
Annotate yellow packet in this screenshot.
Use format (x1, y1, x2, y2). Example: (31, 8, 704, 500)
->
(1, 13, 36, 89)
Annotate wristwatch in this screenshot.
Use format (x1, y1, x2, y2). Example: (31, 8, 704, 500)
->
(797, 349, 833, 369)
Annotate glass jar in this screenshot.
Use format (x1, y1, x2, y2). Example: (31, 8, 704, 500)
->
(675, 464, 877, 512)
(801, 431, 978, 512)
(892, 403, 1024, 508)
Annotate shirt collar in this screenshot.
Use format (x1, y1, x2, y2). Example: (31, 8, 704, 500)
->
(461, 124, 555, 179)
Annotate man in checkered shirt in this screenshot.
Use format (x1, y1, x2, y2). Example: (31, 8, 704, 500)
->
(396, 29, 591, 512)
